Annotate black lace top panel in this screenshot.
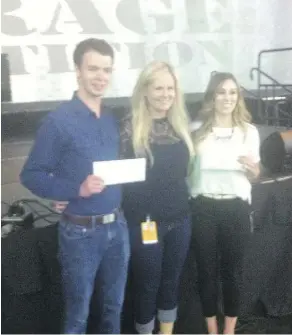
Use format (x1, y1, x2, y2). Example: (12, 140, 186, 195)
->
(119, 114, 191, 224)
(120, 115, 181, 159)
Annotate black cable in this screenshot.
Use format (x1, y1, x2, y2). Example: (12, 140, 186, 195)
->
(2, 198, 61, 227)
(1, 199, 60, 239)
(20, 201, 59, 225)
(16, 199, 60, 215)
(33, 215, 59, 224)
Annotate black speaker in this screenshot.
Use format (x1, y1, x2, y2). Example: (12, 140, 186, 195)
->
(260, 129, 292, 174)
(1, 53, 12, 102)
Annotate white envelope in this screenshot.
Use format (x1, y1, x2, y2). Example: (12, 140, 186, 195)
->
(93, 158, 146, 185)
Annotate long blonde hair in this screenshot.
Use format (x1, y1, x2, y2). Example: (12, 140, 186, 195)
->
(193, 72, 252, 148)
(131, 61, 194, 162)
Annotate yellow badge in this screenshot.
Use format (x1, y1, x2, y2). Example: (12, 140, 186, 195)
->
(141, 217, 158, 244)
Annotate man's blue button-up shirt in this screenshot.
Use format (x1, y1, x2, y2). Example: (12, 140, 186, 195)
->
(20, 94, 122, 216)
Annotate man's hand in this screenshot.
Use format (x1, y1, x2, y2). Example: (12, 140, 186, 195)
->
(79, 175, 105, 197)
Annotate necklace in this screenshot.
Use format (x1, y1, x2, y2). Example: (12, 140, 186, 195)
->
(212, 127, 234, 141)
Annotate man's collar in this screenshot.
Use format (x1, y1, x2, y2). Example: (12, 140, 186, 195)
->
(72, 91, 105, 117)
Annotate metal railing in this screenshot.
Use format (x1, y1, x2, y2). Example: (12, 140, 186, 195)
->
(250, 67, 292, 96)
(240, 85, 259, 99)
(251, 47, 292, 125)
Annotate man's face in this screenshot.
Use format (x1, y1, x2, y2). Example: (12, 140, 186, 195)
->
(76, 50, 113, 98)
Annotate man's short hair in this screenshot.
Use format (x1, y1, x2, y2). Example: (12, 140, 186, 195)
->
(73, 38, 114, 67)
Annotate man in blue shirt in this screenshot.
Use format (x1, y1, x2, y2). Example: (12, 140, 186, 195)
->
(20, 39, 130, 334)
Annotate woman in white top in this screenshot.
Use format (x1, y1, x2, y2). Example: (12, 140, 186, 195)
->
(188, 72, 260, 334)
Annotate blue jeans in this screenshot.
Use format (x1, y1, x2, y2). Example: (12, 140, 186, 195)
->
(129, 215, 191, 334)
(58, 212, 130, 334)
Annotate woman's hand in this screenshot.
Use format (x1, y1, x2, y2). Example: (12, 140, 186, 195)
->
(52, 201, 69, 213)
(238, 155, 260, 179)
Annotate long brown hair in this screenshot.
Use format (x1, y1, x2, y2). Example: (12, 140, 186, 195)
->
(193, 72, 252, 148)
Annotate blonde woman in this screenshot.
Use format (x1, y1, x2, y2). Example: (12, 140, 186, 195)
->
(121, 61, 194, 334)
(188, 72, 260, 334)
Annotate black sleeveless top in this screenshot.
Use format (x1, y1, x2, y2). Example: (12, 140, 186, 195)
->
(120, 115, 191, 225)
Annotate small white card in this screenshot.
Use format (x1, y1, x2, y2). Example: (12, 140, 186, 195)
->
(93, 158, 146, 185)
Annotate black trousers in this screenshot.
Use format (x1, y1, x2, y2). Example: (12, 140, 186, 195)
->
(190, 196, 251, 317)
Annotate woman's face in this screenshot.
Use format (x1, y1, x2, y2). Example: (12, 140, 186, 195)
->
(214, 79, 239, 116)
(145, 70, 176, 116)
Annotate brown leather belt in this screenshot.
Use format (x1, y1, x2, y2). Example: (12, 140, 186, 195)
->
(62, 208, 119, 226)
